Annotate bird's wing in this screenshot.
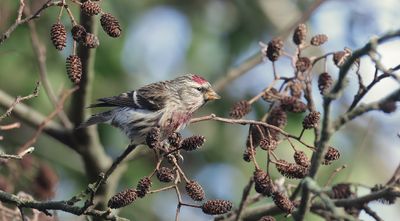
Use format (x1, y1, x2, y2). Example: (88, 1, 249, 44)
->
(88, 81, 169, 111)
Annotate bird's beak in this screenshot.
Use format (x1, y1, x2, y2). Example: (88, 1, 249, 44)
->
(204, 89, 221, 101)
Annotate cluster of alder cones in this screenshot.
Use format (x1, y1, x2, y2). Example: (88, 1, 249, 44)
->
(49, 0, 122, 85)
(228, 23, 343, 216)
(106, 128, 233, 216)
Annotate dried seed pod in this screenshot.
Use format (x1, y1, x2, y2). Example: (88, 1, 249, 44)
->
(318, 72, 333, 95)
(272, 191, 295, 214)
(266, 37, 284, 62)
(108, 188, 137, 208)
(168, 132, 182, 148)
(259, 138, 277, 151)
(66, 55, 82, 85)
(185, 180, 205, 201)
(71, 25, 87, 43)
(146, 127, 160, 149)
(310, 34, 328, 46)
(329, 183, 352, 199)
(262, 88, 280, 102)
(181, 135, 205, 151)
(229, 100, 251, 119)
(50, 23, 67, 51)
(136, 177, 152, 198)
(201, 200, 232, 215)
(81, 1, 101, 16)
(295, 57, 311, 73)
(156, 167, 174, 183)
(294, 151, 310, 168)
(302, 111, 320, 129)
(276, 159, 309, 179)
(83, 33, 100, 48)
(333, 48, 351, 67)
(323, 146, 340, 165)
(289, 81, 302, 99)
(100, 13, 122, 38)
(253, 169, 275, 197)
(267, 107, 287, 129)
(246, 124, 266, 149)
(379, 101, 397, 113)
(280, 96, 307, 113)
(293, 23, 307, 45)
(259, 216, 276, 221)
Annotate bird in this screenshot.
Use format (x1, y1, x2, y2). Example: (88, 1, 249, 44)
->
(79, 74, 220, 146)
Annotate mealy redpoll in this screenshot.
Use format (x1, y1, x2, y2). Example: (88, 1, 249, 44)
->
(79, 74, 220, 146)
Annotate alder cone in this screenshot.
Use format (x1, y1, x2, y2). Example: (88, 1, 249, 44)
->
(310, 34, 328, 46)
(71, 25, 87, 42)
(108, 188, 137, 208)
(272, 191, 295, 214)
(66, 55, 82, 85)
(50, 23, 67, 51)
(100, 13, 122, 38)
(185, 180, 205, 201)
(293, 23, 307, 45)
(266, 38, 284, 62)
(81, 1, 101, 16)
(201, 200, 232, 215)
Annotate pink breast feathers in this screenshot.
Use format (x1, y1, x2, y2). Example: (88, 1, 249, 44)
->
(191, 75, 207, 84)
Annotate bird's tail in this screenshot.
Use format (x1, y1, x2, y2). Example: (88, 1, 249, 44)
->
(77, 110, 113, 129)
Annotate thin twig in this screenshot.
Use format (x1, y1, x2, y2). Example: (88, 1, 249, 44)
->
(0, 81, 40, 121)
(0, 0, 61, 45)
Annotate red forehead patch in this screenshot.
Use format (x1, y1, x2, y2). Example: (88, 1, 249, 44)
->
(191, 75, 207, 84)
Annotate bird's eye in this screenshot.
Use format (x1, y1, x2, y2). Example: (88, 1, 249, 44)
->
(196, 87, 203, 92)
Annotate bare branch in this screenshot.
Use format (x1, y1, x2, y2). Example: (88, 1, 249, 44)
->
(0, 81, 40, 121)
(0, 0, 61, 45)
